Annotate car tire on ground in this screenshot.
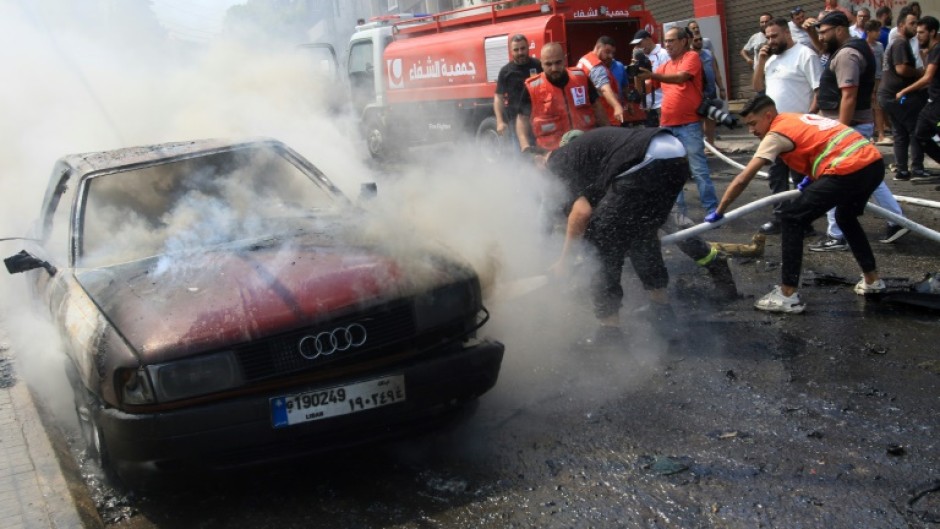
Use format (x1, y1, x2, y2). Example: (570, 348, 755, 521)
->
(74, 388, 114, 477)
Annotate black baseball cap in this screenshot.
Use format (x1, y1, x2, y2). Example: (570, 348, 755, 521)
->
(790, 6, 804, 15)
(630, 29, 652, 45)
(816, 11, 850, 28)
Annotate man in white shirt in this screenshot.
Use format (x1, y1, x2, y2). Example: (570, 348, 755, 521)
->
(741, 13, 773, 71)
(789, 7, 815, 48)
(752, 17, 822, 234)
(631, 29, 671, 126)
(850, 7, 871, 38)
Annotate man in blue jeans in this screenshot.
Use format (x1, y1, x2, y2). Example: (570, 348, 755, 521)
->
(636, 26, 718, 217)
(810, 11, 910, 250)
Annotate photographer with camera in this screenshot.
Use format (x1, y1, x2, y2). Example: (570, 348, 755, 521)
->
(635, 26, 718, 216)
(630, 30, 669, 127)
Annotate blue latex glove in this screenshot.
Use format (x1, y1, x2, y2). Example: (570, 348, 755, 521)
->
(797, 176, 812, 192)
(704, 211, 724, 223)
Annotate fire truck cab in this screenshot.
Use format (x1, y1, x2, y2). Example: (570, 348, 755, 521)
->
(345, 1, 658, 159)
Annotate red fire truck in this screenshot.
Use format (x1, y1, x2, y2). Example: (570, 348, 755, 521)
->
(344, 0, 659, 158)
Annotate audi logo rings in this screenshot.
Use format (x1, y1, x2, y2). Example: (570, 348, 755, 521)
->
(298, 323, 368, 360)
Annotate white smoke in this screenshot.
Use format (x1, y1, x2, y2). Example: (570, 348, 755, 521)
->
(0, 0, 371, 418)
(0, 0, 666, 450)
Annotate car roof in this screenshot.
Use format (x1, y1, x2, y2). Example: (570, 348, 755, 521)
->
(58, 137, 283, 175)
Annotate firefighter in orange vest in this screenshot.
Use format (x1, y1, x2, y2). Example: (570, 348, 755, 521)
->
(577, 36, 626, 126)
(517, 42, 607, 152)
(706, 95, 886, 314)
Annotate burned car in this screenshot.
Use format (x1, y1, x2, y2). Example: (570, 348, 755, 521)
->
(5, 138, 504, 486)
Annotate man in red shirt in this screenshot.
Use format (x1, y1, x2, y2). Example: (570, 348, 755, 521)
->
(637, 27, 718, 217)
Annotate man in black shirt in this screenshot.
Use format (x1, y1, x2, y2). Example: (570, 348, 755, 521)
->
(878, 6, 926, 180)
(543, 127, 733, 345)
(900, 16, 940, 165)
(494, 34, 542, 148)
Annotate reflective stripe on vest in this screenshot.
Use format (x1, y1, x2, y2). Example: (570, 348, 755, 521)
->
(824, 138, 873, 173)
(773, 113, 882, 178)
(811, 128, 854, 176)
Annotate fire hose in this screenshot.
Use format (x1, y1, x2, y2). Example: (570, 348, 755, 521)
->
(662, 152, 940, 244)
(703, 140, 769, 179)
(894, 196, 940, 209)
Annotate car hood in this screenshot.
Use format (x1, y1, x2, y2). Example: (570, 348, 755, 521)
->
(76, 233, 468, 363)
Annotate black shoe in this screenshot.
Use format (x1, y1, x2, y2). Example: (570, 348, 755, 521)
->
(808, 236, 848, 252)
(894, 170, 911, 181)
(705, 254, 738, 299)
(911, 169, 934, 180)
(879, 224, 910, 243)
(576, 325, 624, 349)
(758, 219, 781, 235)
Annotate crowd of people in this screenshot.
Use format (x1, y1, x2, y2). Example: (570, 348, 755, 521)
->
(490, 2, 940, 344)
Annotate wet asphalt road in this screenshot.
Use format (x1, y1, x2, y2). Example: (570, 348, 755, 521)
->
(50, 138, 940, 528)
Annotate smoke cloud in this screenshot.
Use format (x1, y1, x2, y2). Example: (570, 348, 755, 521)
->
(0, 0, 665, 452)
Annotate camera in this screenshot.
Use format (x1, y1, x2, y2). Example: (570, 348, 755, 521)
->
(627, 53, 652, 78)
(697, 98, 738, 129)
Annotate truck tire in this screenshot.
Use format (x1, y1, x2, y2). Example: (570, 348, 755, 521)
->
(366, 118, 386, 159)
(475, 117, 506, 161)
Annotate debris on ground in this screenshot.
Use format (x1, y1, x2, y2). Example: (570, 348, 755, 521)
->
(907, 480, 940, 523)
(886, 444, 907, 456)
(706, 430, 751, 440)
(640, 455, 692, 476)
(912, 272, 940, 294)
(880, 272, 940, 310)
(710, 233, 766, 257)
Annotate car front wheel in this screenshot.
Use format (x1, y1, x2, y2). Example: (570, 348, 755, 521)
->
(75, 390, 111, 474)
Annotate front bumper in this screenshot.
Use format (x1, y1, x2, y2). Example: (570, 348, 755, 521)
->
(97, 339, 504, 484)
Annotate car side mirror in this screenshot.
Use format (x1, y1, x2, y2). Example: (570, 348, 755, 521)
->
(359, 182, 377, 202)
(4, 250, 57, 276)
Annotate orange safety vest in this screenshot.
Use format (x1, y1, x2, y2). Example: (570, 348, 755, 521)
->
(578, 52, 620, 125)
(772, 113, 882, 179)
(525, 69, 597, 150)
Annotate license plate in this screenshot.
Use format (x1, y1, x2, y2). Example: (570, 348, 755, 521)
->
(270, 375, 406, 428)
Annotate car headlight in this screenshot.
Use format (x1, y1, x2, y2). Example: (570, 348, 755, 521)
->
(414, 280, 480, 333)
(119, 367, 157, 405)
(142, 351, 244, 403)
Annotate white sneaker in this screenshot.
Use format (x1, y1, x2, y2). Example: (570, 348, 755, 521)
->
(854, 278, 886, 295)
(754, 286, 806, 314)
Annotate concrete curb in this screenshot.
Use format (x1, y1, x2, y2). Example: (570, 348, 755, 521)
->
(2, 379, 84, 529)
